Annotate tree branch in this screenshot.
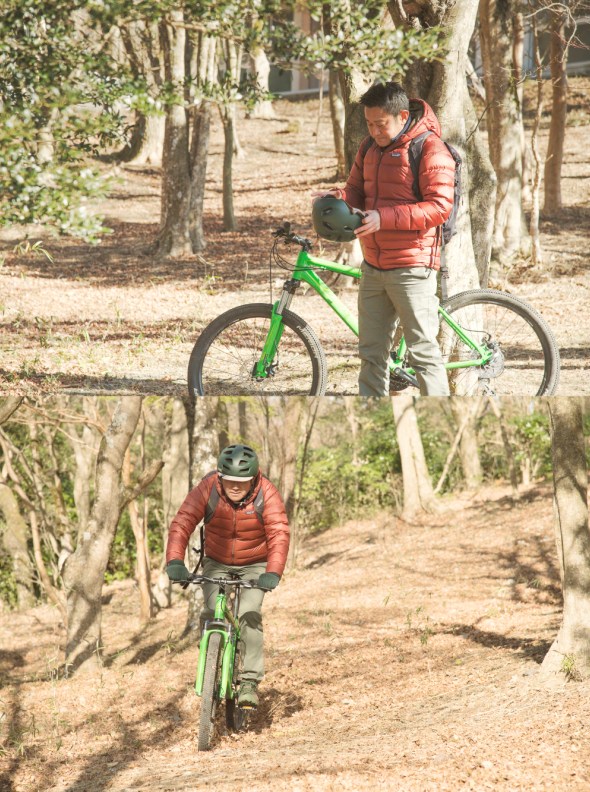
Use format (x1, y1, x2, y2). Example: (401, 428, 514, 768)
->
(120, 459, 165, 511)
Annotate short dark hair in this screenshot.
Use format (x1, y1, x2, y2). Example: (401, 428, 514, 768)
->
(359, 82, 409, 117)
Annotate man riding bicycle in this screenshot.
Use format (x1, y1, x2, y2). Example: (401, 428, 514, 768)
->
(165, 444, 290, 708)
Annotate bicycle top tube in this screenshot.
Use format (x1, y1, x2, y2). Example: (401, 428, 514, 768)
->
(294, 249, 361, 280)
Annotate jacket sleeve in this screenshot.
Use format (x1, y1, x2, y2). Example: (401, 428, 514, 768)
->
(379, 136, 455, 231)
(261, 480, 290, 576)
(342, 140, 368, 211)
(166, 477, 211, 563)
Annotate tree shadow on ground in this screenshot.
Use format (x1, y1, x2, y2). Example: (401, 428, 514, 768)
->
(0, 211, 296, 289)
(0, 370, 185, 398)
(440, 622, 552, 664)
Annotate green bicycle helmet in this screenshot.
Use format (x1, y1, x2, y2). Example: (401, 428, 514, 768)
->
(217, 444, 259, 480)
(312, 195, 363, 242)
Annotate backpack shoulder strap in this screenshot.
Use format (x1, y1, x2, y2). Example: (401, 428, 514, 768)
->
(203, 472, 219, 524)
(360, 135, 374, 161)
(253, 480, 265, 525)
(408, 130, 433, 202)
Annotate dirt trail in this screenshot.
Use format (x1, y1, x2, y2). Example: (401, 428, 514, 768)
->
(2, 483, 589, 792)
(1, 84, 589, 395)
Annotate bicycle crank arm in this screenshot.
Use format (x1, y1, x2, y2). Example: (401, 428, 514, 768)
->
(391, 367, 419, 388)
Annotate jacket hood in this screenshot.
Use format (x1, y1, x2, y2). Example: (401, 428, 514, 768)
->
(395, 99, 442, 146)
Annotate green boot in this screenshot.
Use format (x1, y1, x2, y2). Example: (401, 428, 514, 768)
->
(238, 680, 259, 708)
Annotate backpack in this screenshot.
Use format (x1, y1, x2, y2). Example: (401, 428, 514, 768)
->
(361, 131, 462, 246)
(188, 474, 265, 577)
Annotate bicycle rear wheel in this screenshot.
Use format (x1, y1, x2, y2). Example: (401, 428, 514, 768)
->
(440, 289, 560, 396)
(198, 633, 223, 752)
(188, 304, 327, 397)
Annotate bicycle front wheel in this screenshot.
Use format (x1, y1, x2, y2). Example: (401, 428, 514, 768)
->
(198, 633, 223, 752)
(188, 304, 327, 396)
(440, 289, 560, 396)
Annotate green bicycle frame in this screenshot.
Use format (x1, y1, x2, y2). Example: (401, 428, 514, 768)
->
(195, 588, 240, 700)
(252, 248, 493, 380)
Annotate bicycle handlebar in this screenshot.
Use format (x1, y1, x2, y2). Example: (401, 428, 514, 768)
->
(272, 221, 312, 251)
(172, 575, 261, 589)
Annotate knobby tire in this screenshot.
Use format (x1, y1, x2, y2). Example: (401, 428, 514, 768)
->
(188, 304, 327, 397)
(198, 633, 223, 751)
(440, 289, 560, 396)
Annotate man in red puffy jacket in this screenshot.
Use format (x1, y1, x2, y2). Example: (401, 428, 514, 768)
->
(166, 444, 289, 708)
(318, 81, 455, 396)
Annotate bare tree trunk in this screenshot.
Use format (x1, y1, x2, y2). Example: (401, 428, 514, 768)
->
(68, 401, 101, 542)
(453, 397, 483, 489)
(189, 101, 212, 252)
(543, 10, 569, 215)
(221, 106, 237, 231)
(329, 70, 346, 181)
(391, 394, 438, 519)
(0, 485, 36, 609)
(118, 19, 165, 166)
(513, 11, 531, 204)
(63, 397, 142, 672)
(287, 398, 320, 569)
(248, 48, 275, 119)
(157, 12, 193, 258)
(487, 397, 519, 498)
(156, 399, 190, 609)
(530, 15, 544, 267)
(479, 0, 530, 262)
(123, 421, 156, 627)
(542, 398, 590, 678)
(435, 396, 483, 494)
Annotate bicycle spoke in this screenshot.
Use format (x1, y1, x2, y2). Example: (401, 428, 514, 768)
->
(440, 295, 558, 396)
(189, 305, 326, 396)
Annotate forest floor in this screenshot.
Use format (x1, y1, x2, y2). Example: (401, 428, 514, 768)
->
(1, 482, 590, 792)
(1, 79, 589, 396)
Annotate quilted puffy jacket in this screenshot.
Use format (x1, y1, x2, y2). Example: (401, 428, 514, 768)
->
(342, 99, 455, 270)
(166, 471, 290, 576)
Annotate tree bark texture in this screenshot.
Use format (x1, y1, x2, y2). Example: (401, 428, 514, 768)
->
(63, 397, 142, 672)
(452, 397, 483, 489)
(391, 394, 438, 519)
(543, 10, 569, 215)
(329, 69, 347, 180)
(542, 398, 590, 678)
(248, 48, 275, 120)
(529, 15, 544, 267)
(157, 11, 193, 257)
(479, 0, 530, 261)
(0, 485, 36, 609)
(119, 19, 165, 166)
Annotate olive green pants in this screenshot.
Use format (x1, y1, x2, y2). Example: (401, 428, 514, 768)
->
(201, 557, 267, 683)
(358, 262, 450, 397)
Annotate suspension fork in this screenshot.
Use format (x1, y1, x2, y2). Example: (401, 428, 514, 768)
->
(252, 279, 301, 379)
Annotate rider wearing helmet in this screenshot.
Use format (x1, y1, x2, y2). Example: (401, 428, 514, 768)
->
(165, 444, 290, 708)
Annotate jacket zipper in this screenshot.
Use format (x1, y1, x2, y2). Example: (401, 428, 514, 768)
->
(374, 148, 384, 261)
(231, 509, 236, 564)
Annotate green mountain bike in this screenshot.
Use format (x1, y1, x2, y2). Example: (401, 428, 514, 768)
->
(188, 223, 560, 397)
(176, 574, 261, 751)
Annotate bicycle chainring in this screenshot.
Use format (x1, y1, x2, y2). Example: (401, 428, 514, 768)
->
(389, 373, 412, 391)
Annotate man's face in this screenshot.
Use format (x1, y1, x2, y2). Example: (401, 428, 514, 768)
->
(220, 477, 252, 502)
(364, 106, 410, 147)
